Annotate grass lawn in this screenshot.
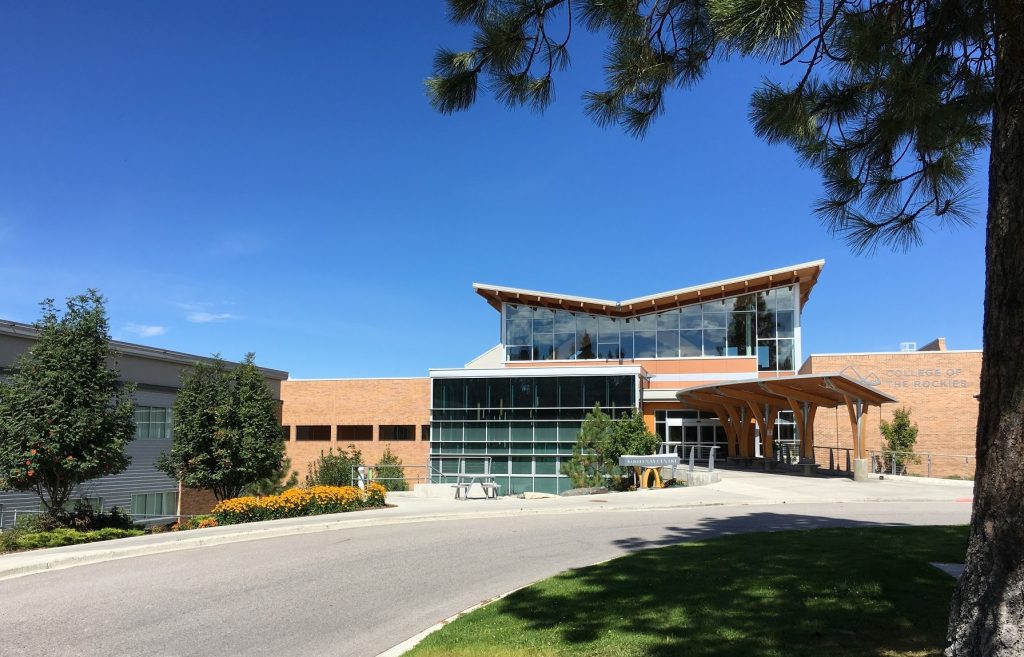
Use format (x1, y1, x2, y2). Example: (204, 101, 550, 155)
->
(407, 525, 968, 657)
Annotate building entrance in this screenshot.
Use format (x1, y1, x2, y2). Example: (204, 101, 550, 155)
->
(656, 411, 727, 461)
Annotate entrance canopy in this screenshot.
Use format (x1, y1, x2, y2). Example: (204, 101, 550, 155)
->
(675, 374, 896, 463)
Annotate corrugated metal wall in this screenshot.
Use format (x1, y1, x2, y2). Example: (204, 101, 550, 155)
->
(0, 329, 286, 529)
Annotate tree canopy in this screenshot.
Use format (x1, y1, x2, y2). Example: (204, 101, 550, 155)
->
(157, 354, 285, 501)
(0, 291, 136, 513)
(563, 405, 662, 489)
(428, 2, 1022, 654)
(428, 0, 991, 251)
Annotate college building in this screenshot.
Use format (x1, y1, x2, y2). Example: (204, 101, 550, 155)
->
(0, 260, 981, 516)
(0, 321, 287, 527)
(801, 338, 981, 478)
(279, 260, 980, 494)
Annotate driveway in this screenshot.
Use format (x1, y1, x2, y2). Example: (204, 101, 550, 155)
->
(0, 483, 971, 657)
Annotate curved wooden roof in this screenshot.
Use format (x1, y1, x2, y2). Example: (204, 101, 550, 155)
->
(473, 260, 825, 316)
(676, 373, 896, 410)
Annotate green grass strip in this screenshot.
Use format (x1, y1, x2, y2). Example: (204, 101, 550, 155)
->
(408, 525, 967, 657)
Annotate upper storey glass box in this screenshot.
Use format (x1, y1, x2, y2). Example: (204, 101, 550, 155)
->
(504, 285, 798, 371)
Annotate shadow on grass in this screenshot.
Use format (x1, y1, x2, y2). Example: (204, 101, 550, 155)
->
(413, 516, 968, 657)
(610, 511, 901, 550)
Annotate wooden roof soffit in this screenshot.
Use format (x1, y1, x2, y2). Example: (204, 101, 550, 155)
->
(711, 385, 782, 407)
(759, 381, 836, 407)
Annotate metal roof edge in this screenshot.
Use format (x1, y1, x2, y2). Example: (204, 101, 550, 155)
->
(0, 319, 288, 380)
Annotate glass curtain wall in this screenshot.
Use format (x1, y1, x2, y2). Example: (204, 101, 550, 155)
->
(431, 375, 637, 494)
(505, 285, 796, 371)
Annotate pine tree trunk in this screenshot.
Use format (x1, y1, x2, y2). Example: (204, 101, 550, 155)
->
(947, 0, 1024, 653)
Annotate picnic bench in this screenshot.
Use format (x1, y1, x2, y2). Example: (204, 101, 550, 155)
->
(452, 457, 500, 500)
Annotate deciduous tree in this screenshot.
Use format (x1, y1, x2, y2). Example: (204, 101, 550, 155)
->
(880, 407, 920, 471)
(157, 354, 285, 501)
(0, 291, 136, 514)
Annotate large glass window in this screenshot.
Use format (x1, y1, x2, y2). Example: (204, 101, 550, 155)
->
(130, 491, 178, 519)
(431, 374, 638, 494)
(502, 284, 798, 370)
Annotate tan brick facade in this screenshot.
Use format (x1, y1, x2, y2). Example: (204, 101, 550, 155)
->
(800, 348, 981, 477)
(280, 378, 431, 481)
(178, 484, 219, 516)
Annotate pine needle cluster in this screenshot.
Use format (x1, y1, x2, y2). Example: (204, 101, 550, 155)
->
(427, 0, 993, 252)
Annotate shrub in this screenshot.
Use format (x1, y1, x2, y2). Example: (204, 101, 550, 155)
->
(373, 446, 409, 492)
(1, 527, 143, 552)
(211, 483, 388, 525)
(170, 515, 219, 531)
(880, 408, 921, 472)
(306, 445, 363, 487)
(562, 405, 662, 491)
(11, 503, 136, 533)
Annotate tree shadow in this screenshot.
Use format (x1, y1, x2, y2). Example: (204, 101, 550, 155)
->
(479, 517, 967, 657)
(611, 512, 890, 550)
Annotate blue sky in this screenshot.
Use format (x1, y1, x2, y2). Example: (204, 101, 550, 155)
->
(0, 2, 986, 378)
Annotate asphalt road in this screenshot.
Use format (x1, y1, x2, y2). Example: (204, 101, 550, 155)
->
(0, 501, 970, 657)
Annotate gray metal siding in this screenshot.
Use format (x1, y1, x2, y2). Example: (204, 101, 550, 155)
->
(0, 329, 285, 529)
(0, 432, 178, 529)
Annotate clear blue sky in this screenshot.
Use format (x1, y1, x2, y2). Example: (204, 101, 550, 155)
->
(0, 2, 986, 378)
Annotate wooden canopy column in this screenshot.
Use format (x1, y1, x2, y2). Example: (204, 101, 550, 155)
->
(676, 372, 894, 479)
(843, 394, 869, 461)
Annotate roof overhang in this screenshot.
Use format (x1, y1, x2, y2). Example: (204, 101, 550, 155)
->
(429, 365, 646, 379)
(473, 260, 825, 316)
(676, 372, 896, 410)
(0, 319, 289, 380)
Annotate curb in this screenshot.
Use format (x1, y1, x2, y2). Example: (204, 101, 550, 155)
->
(374, 585, 527, 657)
(0, 495, 965, 581)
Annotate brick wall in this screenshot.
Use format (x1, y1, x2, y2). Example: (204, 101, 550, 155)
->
(800, 350, 981, 477)
(178, 484, 219, 516)
(281, 378, 432, 480)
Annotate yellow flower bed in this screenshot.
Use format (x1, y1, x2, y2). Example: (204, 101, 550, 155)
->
(213, 483, 387, 525)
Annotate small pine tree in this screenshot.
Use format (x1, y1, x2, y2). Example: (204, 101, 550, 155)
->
(880, 407, 920, 472)
(244, 454, 299, 496)
(0, 291, 136, 515)
(374, 446, 408, 492)
(561, 404, 618, 489)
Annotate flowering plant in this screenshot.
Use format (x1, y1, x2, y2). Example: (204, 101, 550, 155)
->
(212, 483, 388, 525)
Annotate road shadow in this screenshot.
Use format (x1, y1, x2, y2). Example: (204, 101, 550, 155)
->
(482, 517, 967, 657)
(611, 511, 896, 550)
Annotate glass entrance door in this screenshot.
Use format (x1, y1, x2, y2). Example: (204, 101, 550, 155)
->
(664, 418, 684, 456)
(655, 411, 724, 461)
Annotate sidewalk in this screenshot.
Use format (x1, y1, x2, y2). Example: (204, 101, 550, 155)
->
(0, 470, 972, 581)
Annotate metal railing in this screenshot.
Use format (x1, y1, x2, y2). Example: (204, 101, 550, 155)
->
(0, 508, 192, 530)
(427, 457, 494, 484)
(868, 450, 975, 480)
(658, 443, 721, 462)
(349, 463, 436, 491)
(814, 446, 855, 474)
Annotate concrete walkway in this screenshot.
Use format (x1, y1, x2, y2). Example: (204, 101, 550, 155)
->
(0, 469, 973, 581)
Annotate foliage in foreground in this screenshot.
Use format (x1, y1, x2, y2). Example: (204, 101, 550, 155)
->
(562, 405, 661, 490)
(244, 455, 300, 497)
(881, 407, 921, 471)
(306, 445, 363, 488)
(407, 525, 968, 657)
(157, 354, 285, 501)
(170, 515, 219, 531)
(1, 527, 143, 553)
(0, 290, 136, 514)
(373, 445, 409, 492)
(211, 483, 387, 525)
(15, 501, 137, 533)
